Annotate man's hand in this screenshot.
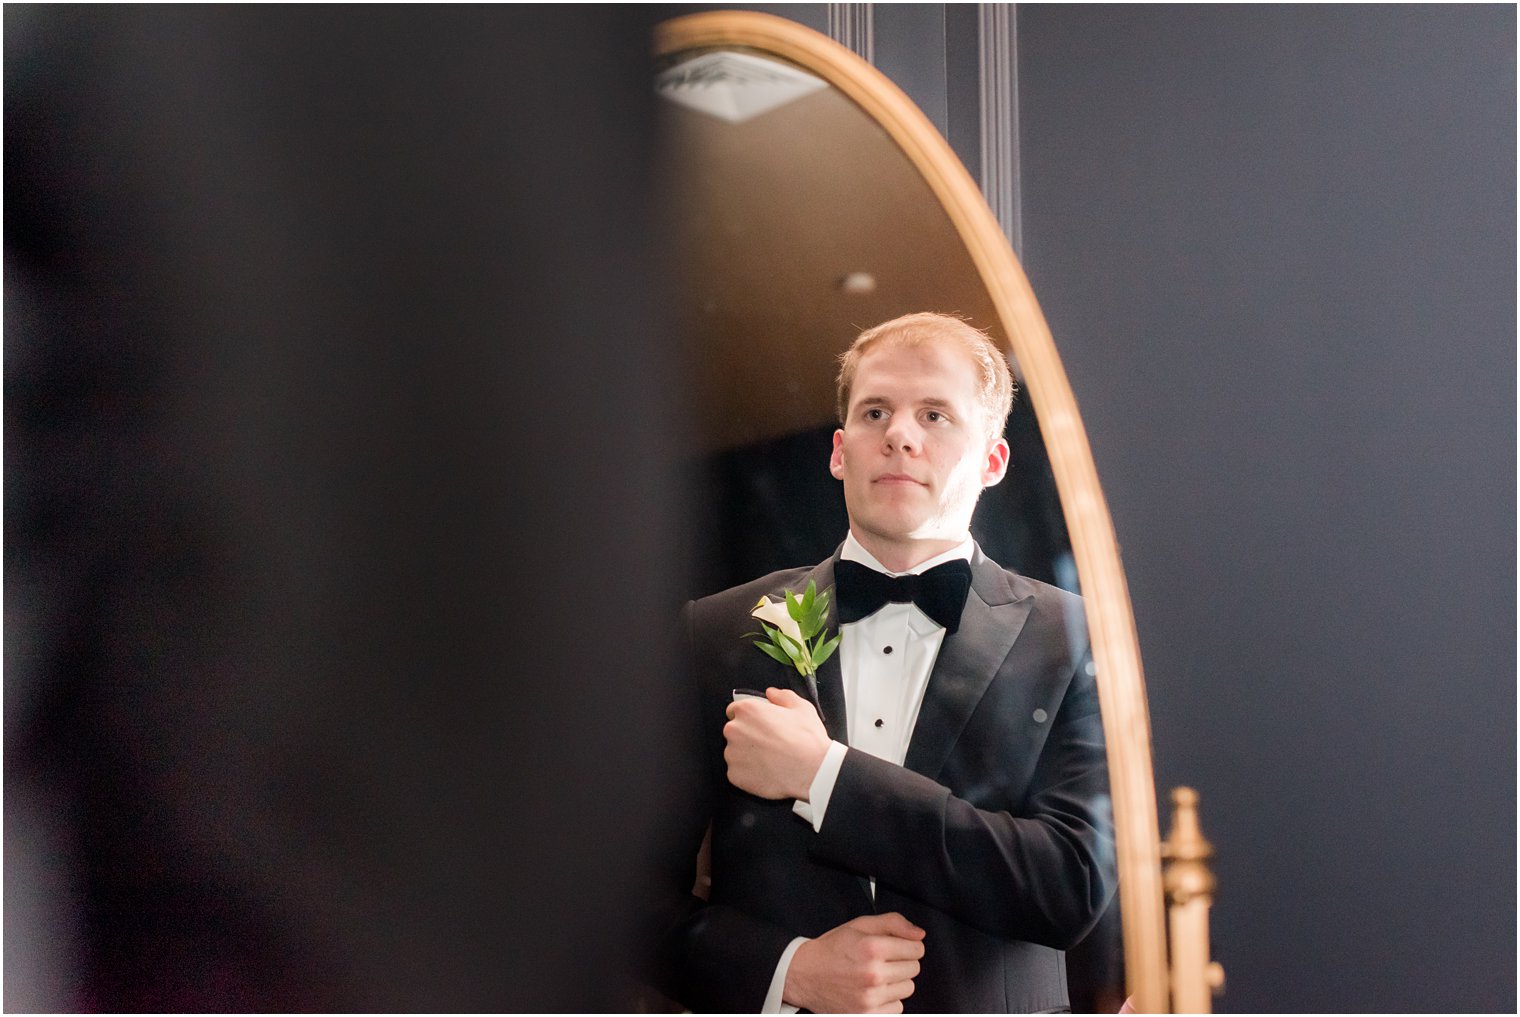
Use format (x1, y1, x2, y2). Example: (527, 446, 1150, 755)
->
(723, 687, 830, 800)
(783, 913, 926, 1014)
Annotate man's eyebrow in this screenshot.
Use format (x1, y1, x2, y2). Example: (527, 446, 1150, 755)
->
(853, 395, 958, 410)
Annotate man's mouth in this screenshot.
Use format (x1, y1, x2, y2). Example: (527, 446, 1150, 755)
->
(874, 473, 926, 486)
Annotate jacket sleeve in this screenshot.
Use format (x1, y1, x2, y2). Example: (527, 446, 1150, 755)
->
(807, 648, 1115, 949)
(653, 893, 799, 1012)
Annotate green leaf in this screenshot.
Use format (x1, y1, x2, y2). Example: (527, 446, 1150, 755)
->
(812, 632, 842, 669)
(759, 622, 791, 655)
(811, 584, 833, 628)
(786, 590, 806, 623)
(811, 603, 829, 633)
(754, 641, 792, 665)
(775, 629, 805, 664)
(802, 579, 816, 616)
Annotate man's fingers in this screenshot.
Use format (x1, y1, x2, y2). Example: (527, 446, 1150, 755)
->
(850, 911, 926, 941)
(726, 696, 772, 720)
(878, 959, 921, 984)
(869, 972, 912, 1009)
(870, 935, 925, 962)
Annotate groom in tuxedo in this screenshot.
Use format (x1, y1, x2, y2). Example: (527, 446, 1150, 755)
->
(656, 313, 1115, 1013)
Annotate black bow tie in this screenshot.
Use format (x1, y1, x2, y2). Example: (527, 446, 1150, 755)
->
(835, 558, 973, 633)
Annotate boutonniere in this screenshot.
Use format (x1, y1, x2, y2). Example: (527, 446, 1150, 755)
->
(747, 579, 841, 706)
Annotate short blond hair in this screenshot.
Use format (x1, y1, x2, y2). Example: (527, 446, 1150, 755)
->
(836, 312, 1016, 443)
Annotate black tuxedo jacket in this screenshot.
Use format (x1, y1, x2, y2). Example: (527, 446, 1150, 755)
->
(655, 544, 1115, 1013)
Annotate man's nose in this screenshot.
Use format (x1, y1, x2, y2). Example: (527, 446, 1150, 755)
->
(884, 418, 920, 454)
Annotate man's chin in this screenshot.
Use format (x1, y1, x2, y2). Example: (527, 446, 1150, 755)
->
(857, 513, 928, 541)
(857, 520, 957, 548)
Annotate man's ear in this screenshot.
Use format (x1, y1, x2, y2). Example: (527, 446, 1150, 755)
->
(981, 437, 1011, 488)
(829, 430, 846, 479)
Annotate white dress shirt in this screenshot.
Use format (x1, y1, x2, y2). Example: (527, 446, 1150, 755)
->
(762, 533, 975, 1013)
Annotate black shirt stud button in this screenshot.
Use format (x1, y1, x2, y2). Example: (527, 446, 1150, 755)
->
(874, 718, 884, 728)
(883, 645, 893, 654)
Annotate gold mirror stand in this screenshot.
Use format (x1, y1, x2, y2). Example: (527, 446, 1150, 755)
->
(1163, 788, 1225, 1012)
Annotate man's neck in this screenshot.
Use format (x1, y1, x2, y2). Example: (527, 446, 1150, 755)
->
(846, 528, 970, 574)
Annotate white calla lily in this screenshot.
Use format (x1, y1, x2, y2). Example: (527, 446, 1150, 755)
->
(745, 580, 840, 700)
(751, 596, 803, 643)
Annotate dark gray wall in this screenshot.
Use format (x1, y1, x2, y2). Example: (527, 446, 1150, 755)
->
(1016, 6, 1515, 1012)
(670, 4, 827, 37)
(6, 7, 684, 1010)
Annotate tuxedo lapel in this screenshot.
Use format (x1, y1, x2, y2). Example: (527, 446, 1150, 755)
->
(776, 554, 849, 745)
(904, 549, 1034, 780)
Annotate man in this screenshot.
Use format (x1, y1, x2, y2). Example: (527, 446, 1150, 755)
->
(656, 313, 1114, 1013)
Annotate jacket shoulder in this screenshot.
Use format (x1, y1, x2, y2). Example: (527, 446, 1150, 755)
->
(976, 555, 1089, 657)
(1009, 569, 1083, 612)
(974, 547, 1083, 612)
(687, 565, 818, 633)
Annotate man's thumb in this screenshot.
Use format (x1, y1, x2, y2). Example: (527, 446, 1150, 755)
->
(853, 912, 926, 940)
(766, 686, 804, 707)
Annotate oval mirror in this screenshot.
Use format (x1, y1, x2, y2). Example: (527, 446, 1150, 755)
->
(655, 11, 1167, 1012)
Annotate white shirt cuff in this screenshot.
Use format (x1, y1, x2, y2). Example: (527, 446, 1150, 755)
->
(763, 936, 808, 1013)
(790, 740, 847, 832)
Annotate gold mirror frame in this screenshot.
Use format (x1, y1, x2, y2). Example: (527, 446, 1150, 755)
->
(656, 10, 1168, 1012)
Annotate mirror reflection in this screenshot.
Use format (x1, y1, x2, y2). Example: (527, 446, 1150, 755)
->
(656, 44, 1124, 1013)
(658, 48, 1075, 601)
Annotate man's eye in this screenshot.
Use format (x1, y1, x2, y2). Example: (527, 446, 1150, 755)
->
(925, 410, 944, 423)
(865, 408, 885, 421)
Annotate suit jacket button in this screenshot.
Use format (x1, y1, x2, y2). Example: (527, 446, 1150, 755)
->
(1032, 708, 1048, 723)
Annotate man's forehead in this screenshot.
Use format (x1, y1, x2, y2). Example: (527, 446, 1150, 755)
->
(858, 334, 979, 370)
(851, 343, 979, 399)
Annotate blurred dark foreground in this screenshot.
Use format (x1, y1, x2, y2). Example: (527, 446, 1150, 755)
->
(5, 7, 690, 1010)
